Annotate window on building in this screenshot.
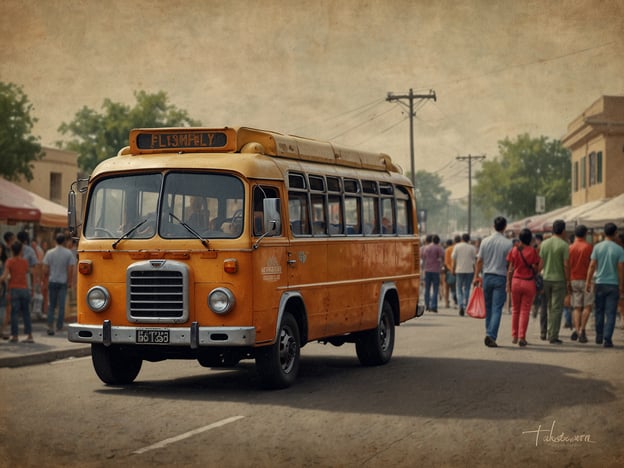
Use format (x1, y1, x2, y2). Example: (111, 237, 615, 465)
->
(596, 151, 603, 184)
(50, 172, 62, 201)
(589, 152, 596, 185)
(580, 156, 586, 189)
(573, 161, 579, 192)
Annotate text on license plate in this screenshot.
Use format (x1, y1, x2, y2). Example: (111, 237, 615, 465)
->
(136, 329, 170, 344)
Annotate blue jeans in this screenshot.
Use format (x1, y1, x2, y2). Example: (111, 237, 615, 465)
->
(47, 282, 68, 330)
(594, 284, 618, 342)
(456, 273, 473, 309)
(10, 288, 32, 337)
(482, 274, 507, 340)
(424, 271, 440, 310)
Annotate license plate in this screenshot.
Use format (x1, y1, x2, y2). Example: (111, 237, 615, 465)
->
(136, 329, 170, 344)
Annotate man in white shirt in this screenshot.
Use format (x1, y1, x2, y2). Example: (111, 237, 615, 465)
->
(43, 233, 76, 335)
(452, 233, 476, 316)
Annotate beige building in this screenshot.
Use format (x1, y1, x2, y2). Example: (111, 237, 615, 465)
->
(15, 146, 79, 207)
(562, 95, 624, 206)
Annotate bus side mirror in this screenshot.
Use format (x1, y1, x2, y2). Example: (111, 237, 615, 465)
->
(263, 198, 281, 236)
(68, 189, 77, 235)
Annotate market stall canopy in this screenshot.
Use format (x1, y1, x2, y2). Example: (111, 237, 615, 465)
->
(541, 199, 609, 232)
(0, 177, 67, 227)
(524, 205, 571, 233)
(577, 193, 624, 229)
(507, 214, 536, 233)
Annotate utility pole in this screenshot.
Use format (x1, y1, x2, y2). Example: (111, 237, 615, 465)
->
(386, 88, 436, 185)
(456, 154, 485, 236)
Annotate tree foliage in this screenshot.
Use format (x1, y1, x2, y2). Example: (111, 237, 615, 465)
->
(0, 82, 43, 181)
(58, 91, 201, 174)
(412, 169, 451, 235)
(473, 134, 571, 220)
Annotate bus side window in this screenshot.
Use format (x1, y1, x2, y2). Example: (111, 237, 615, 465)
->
(344, 196, 361, 235)
(381, 197, 395, 234)
(362, 196, 379, 235)
(288, 193, 310, 236)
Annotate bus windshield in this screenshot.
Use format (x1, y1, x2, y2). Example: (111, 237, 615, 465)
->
(84, 172, 245, 240)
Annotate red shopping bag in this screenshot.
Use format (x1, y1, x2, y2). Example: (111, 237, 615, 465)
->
(466, 286, 486, 319)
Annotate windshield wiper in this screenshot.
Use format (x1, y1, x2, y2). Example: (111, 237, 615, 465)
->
(112, 219, 147, 249)
(168, 212, 209, 249)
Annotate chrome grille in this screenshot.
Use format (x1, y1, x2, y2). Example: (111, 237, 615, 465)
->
(127, 260, 189, 323)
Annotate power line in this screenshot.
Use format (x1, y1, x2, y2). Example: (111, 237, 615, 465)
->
(328, 103, 399, 140)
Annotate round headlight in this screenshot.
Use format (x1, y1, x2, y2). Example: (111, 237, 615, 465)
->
(208, 288, 235, 315)
(87, 286, 110, 312)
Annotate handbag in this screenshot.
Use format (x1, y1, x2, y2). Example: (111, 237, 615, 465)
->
(518, 247, 542, 290)
(466, 285, 486, 319)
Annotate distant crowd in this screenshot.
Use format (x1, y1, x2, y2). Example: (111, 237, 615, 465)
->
(0, 230, 77, 343)
(420, 217, 624, 348)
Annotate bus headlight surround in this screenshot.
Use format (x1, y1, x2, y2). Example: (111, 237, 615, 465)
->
(208, 287, 236, 315)
(87, 286, 111, 312)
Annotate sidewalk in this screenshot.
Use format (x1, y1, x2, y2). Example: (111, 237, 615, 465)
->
(0, 317, 90, 368)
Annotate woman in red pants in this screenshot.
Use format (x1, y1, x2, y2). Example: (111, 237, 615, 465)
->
(506, 229, 542, 346)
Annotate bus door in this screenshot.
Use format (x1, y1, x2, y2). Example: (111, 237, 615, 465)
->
(250, 185, 289, 344)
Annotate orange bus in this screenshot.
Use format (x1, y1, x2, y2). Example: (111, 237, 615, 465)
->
(68, 127, 423, 388)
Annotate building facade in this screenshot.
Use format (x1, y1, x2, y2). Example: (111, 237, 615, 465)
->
(14, 147, 79, 207)
(562, 95, 624, 206)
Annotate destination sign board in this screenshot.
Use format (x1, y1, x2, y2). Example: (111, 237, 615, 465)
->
(129, 128, 237, 154)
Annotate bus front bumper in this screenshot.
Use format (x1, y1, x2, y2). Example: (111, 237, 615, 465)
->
(68, 321, 256, 348)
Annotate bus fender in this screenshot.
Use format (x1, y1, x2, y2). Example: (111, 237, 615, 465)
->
(378, 282, 399, 326)
(276, 291, 309, 345)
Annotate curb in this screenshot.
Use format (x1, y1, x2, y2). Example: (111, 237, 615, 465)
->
(0, 345, 91, 368)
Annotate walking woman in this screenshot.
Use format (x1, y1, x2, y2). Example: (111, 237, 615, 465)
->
(0, 241, 34, 343)
(506, 229, 541, 346)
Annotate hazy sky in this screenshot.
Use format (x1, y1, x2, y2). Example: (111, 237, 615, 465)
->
(2, 0, 623, 198)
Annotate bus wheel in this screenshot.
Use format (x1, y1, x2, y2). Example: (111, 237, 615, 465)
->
(356, 299, 395, 366)
(256, 313, 300, 389)
(91, 344, 142, 385)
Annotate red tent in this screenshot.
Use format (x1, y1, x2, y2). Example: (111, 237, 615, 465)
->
(0, 177, 67, 227)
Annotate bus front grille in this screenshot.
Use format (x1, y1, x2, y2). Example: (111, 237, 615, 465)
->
(127, 260, 189, 322)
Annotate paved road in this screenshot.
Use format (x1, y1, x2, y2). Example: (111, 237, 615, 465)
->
(1, 306, 623, 467)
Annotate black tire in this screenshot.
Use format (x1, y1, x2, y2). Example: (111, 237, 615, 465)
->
(255, 313, 300, 389)
(91, 344, 142, 385)
(356, 299, 395, 366)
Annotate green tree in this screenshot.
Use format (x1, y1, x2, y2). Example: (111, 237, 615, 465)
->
(58, 91, 201, 173)
(473, 134, 570, 220)
(0, 82, 43, 181)
(412, 169, 451, 235)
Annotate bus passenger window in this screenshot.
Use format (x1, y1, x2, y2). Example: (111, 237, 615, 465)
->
(362, 196, 379, 234)
(381, 198, 395, 234)
(328, 195, 343, 234)
(288, 193, 310, 235)
(311, 194, 326, 236)
(344, 196, 361, 234)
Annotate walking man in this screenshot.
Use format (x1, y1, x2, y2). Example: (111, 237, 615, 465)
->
(539, 219, 571, 344)
(473, 217, 513, 347)
(421, 234, 445, 312)
(568, 225, 593, 343)
(585, 223, 624, 348)
(42, 233, 76, 335)
(452, 233, 476, 316)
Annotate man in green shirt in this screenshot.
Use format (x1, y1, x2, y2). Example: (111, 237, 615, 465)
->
(539, 219, 571, 344)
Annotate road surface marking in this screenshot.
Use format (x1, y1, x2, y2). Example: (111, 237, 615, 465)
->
(133, 415, 245, 455)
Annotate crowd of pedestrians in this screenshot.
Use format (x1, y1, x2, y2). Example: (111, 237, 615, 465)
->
(0, 230, 76, 343)
(421, 217, 624, 349)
